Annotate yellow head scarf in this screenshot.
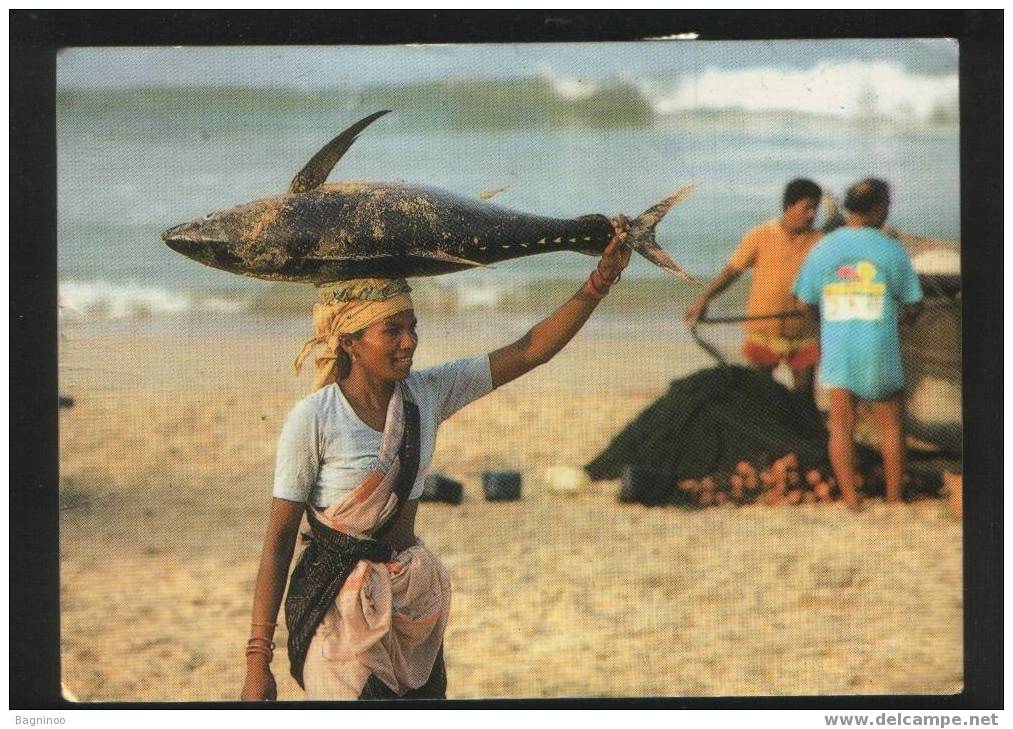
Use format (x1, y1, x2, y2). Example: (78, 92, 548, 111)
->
(293, 278, 414, 391)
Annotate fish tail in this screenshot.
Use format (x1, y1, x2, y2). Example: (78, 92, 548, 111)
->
(627, 184, 700, 283)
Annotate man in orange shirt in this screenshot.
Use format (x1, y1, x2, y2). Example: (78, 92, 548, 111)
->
(684, 179, 823, 398)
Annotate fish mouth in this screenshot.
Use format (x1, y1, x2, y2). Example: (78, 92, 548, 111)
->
(163, 236, 230, 269)
(161, 223, 206, 256)
(162, 226, 242, 271)
(161, 222, 197, 243)
(162, 235, 205, 258)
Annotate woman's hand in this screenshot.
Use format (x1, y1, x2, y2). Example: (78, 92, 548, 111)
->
(596, 215, 632, 285)
(241, 661, 278, 701)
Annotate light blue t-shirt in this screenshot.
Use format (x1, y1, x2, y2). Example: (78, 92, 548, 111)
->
(793, 227, 923, 400)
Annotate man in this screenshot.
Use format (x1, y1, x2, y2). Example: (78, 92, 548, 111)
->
(793, 179, 923, 508)
(684, 179, 824, 397)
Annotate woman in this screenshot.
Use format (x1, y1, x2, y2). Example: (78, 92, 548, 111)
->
(241, 217, 630, 701)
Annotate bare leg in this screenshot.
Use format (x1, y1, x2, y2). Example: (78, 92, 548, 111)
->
(791, 365, 816, 402)
(872, 394, 906, 503)
(827, 388, 861, 510)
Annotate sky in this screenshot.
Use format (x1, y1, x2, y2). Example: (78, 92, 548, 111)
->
(57, 39, 958, 90)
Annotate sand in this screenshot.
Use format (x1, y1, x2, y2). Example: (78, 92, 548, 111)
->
(57, 309, 963, 701)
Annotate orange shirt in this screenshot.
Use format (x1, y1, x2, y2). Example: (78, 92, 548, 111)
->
(727, 219, 822, 338)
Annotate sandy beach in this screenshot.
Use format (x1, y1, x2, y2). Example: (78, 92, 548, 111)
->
(57, 307, 963, 701)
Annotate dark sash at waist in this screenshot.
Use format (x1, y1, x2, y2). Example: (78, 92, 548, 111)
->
(284, 517, 395, 688)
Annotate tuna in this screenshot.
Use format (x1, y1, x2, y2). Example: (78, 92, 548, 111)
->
(161, 110, 697, 284)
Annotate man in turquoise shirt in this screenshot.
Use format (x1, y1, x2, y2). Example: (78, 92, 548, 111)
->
(794, 179, 923, 508)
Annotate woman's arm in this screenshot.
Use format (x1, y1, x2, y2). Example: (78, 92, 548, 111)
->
(240, 497, 306, 701)
(489, 217, 631, 389)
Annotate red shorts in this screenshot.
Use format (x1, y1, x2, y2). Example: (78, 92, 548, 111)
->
(742, 332, 820, 370)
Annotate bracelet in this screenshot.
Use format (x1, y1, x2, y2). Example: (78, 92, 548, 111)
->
(245, 637, 275, 662)
(596, 264, 621, 287)
(583, 272, 608, 301)
(589, 268, 614, 298)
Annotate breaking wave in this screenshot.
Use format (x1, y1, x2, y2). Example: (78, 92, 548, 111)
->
(58, 62, 957, 128)
(633, 62, 958, 125)
(58, 280, 251, 322)
(57, 276, 706, 324)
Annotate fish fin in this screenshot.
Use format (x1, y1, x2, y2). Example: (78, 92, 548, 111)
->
(415, 250, 489, 268)
(627, 184, 701, 283)
(286, 110, 391, 194)
(477, 186, 507, 201)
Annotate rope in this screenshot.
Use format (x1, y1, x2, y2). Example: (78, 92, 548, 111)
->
(689, 310, 805, 366)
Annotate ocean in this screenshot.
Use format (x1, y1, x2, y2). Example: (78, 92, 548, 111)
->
(57, 48, 960, 327)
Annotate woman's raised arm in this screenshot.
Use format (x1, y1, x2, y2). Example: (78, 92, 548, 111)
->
(489, 216, 631, 389)
(240, 497, 306, 701)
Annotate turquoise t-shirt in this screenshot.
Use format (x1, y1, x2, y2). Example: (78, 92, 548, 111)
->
(793, 227, 923, 400)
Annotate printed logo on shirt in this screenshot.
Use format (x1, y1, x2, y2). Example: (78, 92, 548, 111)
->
(822, 261, 885, 321)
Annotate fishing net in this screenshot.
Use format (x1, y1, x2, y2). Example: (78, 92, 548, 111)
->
(585, 365, 840, 483)
(585, 286, 961, 507)
(686, 285, 963, 460)
(584, 364, 949, 507)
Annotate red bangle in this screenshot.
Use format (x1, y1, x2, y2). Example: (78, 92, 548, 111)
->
(585, 271, 609, 300)
(594, 265, 621, 288)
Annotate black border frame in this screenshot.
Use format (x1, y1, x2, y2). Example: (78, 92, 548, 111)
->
(10, 9, 1002, 710)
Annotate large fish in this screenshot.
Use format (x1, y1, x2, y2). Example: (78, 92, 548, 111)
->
(162, 110, 697, 284)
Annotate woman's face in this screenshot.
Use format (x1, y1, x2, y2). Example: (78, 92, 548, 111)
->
(350, 308, 418, 382)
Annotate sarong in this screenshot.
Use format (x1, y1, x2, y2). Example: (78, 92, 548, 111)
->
(302, 536, 451, 699)
(284, 383, 451, 699)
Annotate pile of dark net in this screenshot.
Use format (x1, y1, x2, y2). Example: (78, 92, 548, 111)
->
(586, 366, 844, 482)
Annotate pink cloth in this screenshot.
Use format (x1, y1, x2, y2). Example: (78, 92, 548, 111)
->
(299, 383, 451, 699)
(302, 539, 451, 699)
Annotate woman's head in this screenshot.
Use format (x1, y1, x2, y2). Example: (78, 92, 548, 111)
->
(293, 278, 416, 390)
(339, 308, 418, 383)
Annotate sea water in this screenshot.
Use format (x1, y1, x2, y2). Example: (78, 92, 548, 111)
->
(56, 49, 960, 329)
